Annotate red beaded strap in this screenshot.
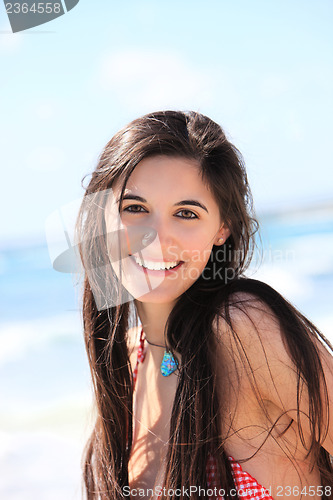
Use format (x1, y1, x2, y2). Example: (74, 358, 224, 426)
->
(132, 327, 146, 390)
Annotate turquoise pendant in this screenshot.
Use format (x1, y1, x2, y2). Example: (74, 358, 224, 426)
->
(160, 350, 178, 377)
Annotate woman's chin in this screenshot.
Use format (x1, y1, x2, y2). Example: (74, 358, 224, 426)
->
(133, 288, 183, 304)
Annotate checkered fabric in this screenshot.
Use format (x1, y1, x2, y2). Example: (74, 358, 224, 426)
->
(133, 328, 273, 499)
(206, 453, 273, 499)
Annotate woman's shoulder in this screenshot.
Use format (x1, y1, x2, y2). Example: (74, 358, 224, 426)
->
(213, 279, 282, 352)
(213, 277, 332, 359)
(212, 279, 306, 401)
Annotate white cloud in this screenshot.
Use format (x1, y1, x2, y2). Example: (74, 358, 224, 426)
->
(26, 146, 66, 172)
(0, 22, 23, 53)
(33, 98, 61, 120)
(260, 74, 290, 99)
(95, 48, 218, 112)
(286, 109, 303, 141)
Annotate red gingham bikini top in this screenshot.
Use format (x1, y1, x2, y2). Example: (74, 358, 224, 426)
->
(133, 328, 274, 500)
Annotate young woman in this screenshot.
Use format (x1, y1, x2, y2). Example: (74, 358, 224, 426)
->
(76, 110, 333, 500)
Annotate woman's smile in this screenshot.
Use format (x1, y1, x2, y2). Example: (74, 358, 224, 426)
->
(129, 253, 185, 273)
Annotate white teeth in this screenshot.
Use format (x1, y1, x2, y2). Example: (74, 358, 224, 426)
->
(132, 255, 180, 271)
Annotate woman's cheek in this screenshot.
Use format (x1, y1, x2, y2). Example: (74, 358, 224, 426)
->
(185, 246, 213, 265)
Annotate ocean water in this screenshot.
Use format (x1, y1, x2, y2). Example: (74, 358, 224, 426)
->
(0, 243, 93, 499)
(0, 208, 332, 499)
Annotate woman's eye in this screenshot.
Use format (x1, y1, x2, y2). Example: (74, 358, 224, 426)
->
(176, 210, 198, 219)
(123, 205, 146, 213)
(122, 206, 197, 219)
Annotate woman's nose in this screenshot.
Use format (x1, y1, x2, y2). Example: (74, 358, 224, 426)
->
(143, 216, 176, 254)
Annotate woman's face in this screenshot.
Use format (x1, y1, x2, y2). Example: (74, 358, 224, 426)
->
(105, 155, 229, 304)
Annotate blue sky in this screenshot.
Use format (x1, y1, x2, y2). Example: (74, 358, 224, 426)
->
(1, 0, 333, 243)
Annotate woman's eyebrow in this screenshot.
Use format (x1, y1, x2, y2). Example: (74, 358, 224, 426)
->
(174, 199, 209, 213)
(119, 194, 146, 203)
(119, 194, 209, 213)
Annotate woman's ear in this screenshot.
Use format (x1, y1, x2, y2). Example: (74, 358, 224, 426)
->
(215, 224, 231, 245)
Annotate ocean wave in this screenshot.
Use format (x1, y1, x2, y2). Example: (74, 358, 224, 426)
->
(0, 311, 82, 365)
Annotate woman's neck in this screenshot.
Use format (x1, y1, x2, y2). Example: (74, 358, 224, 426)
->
(134, 299, 176, 346)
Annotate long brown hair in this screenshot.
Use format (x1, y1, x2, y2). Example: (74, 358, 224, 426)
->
(76, 110, 333, 499)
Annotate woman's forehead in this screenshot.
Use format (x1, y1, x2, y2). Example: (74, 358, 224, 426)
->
(118, 156, 212, 197)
